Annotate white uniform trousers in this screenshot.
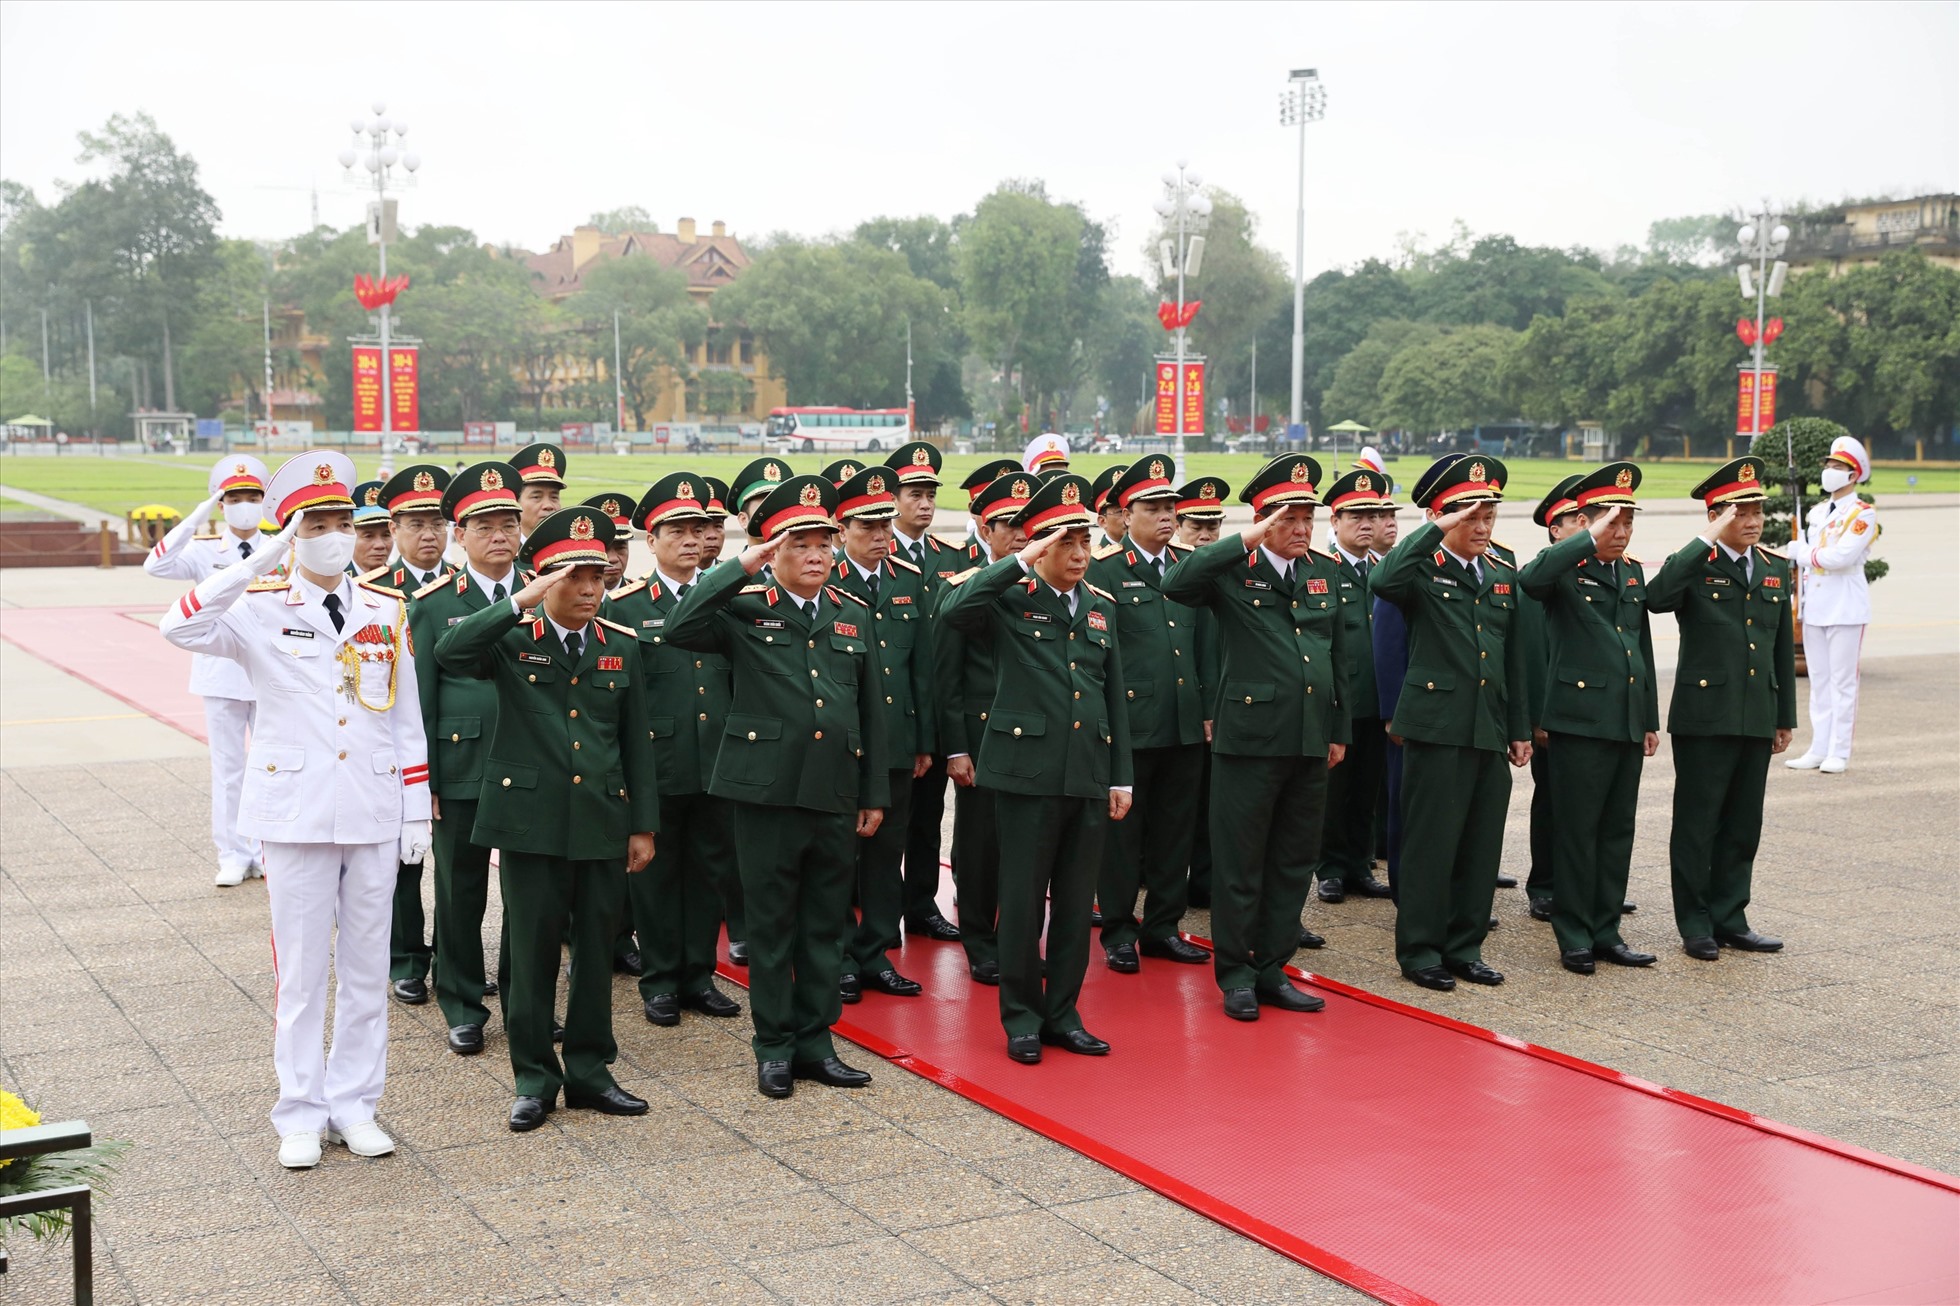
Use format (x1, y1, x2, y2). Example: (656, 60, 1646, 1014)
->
(263, 839, 395, 1136)
(204, 696, 257, 873)
(1803, 623, 1865, 762)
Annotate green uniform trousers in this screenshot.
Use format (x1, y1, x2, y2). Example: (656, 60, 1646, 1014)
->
(1310, 721, 1386, 890)
(847, 769, 916, 977)
(631, 793, 732, 1001)
(1209, 753, 1327, 992)
(994, 792, 1101, 1037)
(1526, 744, 1554, 906)
(1547, 733, 1641, 954)
(1098, 743, 1204, 947)
(500, 850, 624, 1100)
(1668, 734, 1770, 940)
(431, 797, 504, 1030)
(718, 831, 747, 944)
(734, 802, 855, 1063)
(388, 857, 431, 983)
(1394, 741, 1511, 973)
(902, 763, 950, 930)
(1188, 750, 1214, 904)
(951, 773, 1000, 969)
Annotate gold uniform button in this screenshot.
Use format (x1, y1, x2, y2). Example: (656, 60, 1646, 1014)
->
(1073, 721, 1081, 729)
(1749, 668, 1756, 676)
(338, 717, 347, 726)
(527, 674, 537, 683)
(1012, 727, 1023, 737)
(886, 695, 893, 704)
(698, 686, 706, 694)
(569, 709, 579, 719)
(979, 712, 988, 721)
(1125, 690, 1133, 699)
(808, 640, 816, 649)
(570, 676, 578, 685)
(451, 733, 460, 742)
(1426, 682, 1435, 690)
(747, 731, 758, 741)
(694, 660, 702, 668)
(337, 750, 347, 760)
(1481, 651, 1488, 659)
(1628, 676, 1636, 684)
(1307, 686, 1314, 694)
(815, 698, 825, 708)
(501, 777, 512, 787)
(652, 636, 662, 645)
(1749, 643, 1756, 651)
(1177, 677, 1185, 685)
(810, 669, 820, 678)
(572, 741, 581, 750)
(1576, 680, 1586, 689)
(1069, 661, 1077, 670)
(698, 713, 707, 721)
(573, 775, 582, 784)
(1168, 620, 1177, 628)
(764, 635, 773, 643)
(1480, 678, 1487, 686)
(1699, 679, 1709, 687)
(814, 731, 823, 740)
(266, 764, 277, 773)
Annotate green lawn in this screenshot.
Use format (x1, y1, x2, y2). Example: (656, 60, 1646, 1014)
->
(3, 448, 1953, 519)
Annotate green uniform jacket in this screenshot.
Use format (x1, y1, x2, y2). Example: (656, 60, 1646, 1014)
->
(666, 562, 891, 814)
(931, 561, 997, 758)
(830, 551, 936, 760)
(435, 602, 661, 858)
(1518, 531, 1660, 743)
(1643, 536, 1797, 738)
(940, 557, 1135, 798)
(1328, 546, 1380, 717)
(1371, 520, 1530, 751)
(1161, 534, 1351, 758)
(604, 576, 733, 796)
(407, 570, 503, 799)
(1088, 538, 1207, 749)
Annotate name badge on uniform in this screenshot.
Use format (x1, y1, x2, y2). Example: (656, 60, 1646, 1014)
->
(1121, 580, 1146, 588)
(753, 618, 786, 629)
(1243, 578, 1272, 591)
(1306, 578, 1329, 595)
(1493, 583, 1512, 595)
(1431, 576, 1457, 588)
(519, 652, 552, 665)
(1022, 610, 1052, 622)
(446, 616, 466, 626)
(1578, 576, 1604, 588)
(833, 621, 859, 638)
(642, 618, 665, 628)
(280, 627, 314, 639)
(1339, 581, 1354, 589)
(1087, 610, 1108, 631)
(1705, 577, 1730, 586)
(597, 656, 624, 671)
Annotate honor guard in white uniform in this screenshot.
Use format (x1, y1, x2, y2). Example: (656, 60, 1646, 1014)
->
(145, 454, 271, 886)
(1788, 435, 1879, 774)
(1023, 432, 1071, 475)
(159, 450, 432, 1171)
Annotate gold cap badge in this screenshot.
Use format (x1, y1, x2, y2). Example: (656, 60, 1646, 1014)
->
(538, 448, 556, 469)
(1290, 462, 1310, 484)
(1061, 483, 1082, 505)
(1356, 474, 1373, 491)
(1741, 463, 1757, 482)
(1468, 462, 1487, 483)
(800, 483, 823, 507)
(313, 463, 335, 485)
(912, 447, 931, 466)
(1615, 468, 1633, 488)
(677, 480, 693, 500)
(1149, 459, 1165, 478)
(1011, 479, 1030, 499)
(764, 463, 783, 482)
(569, 514, 595, 540)
(482, 468, 504, 491)
(413, 471, 435, 492)
(868, 474, 886, 494)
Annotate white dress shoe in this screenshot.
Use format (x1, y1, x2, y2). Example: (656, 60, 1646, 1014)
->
(278, 1130, 322, 1169)
(325, 1120, 395, 1157)
(1784, 754, 1823, 770)
(214, 859, 250, 887)
(1819, 757, 1848, 774)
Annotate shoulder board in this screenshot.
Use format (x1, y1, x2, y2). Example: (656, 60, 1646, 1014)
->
(925, 535, 949, 553)
(411, 573, 452, 600)
(356, 565, 391, 585)
(1484, 552, 1516, 570)
(357, 578, 405, 599)
(887, 554, 922, 575)
(1491, 538, 1514, 553)
(1091, 543, 1123, 561)
(739, 583, 771, 594)
(595, 616, 635, 638)
(1311, 548, 1340, 563)
(246, 579, 289, 593)
(1165, 544, 1182, 562)
(1624, 553, 1643, 566)
(1084, 582, 1114, 602)
(827, 585, 871, 607)
(610, 578, 648, 601)
(944, 566, 981, 586)
(1755, 544, 1787, 561)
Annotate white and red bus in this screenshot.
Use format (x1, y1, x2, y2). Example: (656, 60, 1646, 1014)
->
(764, 406, 911, 453)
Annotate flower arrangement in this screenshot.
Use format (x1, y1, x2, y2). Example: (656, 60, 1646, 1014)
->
(0, 1089, 129, 1244)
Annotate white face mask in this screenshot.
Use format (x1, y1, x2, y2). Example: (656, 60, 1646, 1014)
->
(293, 529, 356, 576)
(223, 499, 266, 532)
(1820, 466, 1853, 493)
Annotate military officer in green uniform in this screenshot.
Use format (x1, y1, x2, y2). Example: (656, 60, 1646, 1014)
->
(829, 465, 935, 1000)
(934, 473, 1033, 986)
(437, 506, 659, 1131)
(1173, 478, 1226, 908)
(1311, 467, 1395, 903)
(1521, 475, 1582, 921)
(957, 457, 1023, 549)
(667, 475, 890, 1098)
(1518, 464, 1660, 974)
(507, 442, 567, 540)
(1645, 458, 1794, 960)
(1372, 455, 1531, 992)
(380, 464, 454, 594)
(1163, 455, 1348, 1020)
(350, 482, 397, 577)
(1089, 462, 1130, 551)
(693, 474, 747, 963)
(941, 473, 1133, 1063)
(581, 492, 637, 593)
(1089, 457, 1210, 972)
(408, 463, 523, 1052)
(604, 473, 744, 1024)
(731, 456, 793, 545)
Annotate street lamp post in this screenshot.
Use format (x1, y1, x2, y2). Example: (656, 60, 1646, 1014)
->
(1735, 205, 1792, 518)
(1154, 161, 1210, 482)
(1279, 68, 1327, 445)
(338, 103, 420, 454)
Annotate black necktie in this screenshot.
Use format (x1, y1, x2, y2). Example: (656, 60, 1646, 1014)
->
(867, 568, 881, 602)
(1150, 556, 1164, 582)
(1742, 553, 1753, 584)
(910, 542, 925, 567)
(492, 581, 507, 604)
(238, 540, 253, 559)
(1358, 559, 1371, 583)
(1604, 561, 1618, 587)
(322, 592, 344, 632)
(801, 598, 816, 621)
(676, 582, 691, 601)
(564, 630, 582, 662)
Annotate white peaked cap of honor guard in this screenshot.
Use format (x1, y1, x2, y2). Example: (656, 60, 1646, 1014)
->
(1827, 435, 1871, 483)
(1023, 432, 1070, 473)
(1355, 446, 1386, 476)
(208, 454, 270, 497)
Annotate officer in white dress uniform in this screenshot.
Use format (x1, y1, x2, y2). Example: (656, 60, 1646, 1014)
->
(1023, 432, 1071, 475)
(158, 451, 432, 1171)
(1788, 434, 1879, 775)
(144, 455, 271, 886)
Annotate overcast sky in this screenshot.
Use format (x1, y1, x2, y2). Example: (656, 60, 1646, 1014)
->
(3, 1, 1955, 280)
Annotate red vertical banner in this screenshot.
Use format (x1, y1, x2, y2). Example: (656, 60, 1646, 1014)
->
(1182, 361, 1206, 434)
(352, 346, 382, 432)
(389, 346, 419, 432)
(1735, 366, 1779, 437)
(1154, 361, 1177, 435)
(1756, 368, 1777, 431)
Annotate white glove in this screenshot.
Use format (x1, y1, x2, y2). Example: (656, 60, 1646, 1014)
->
(248, 509, 304, 577)
(197, 491, 225, 523)
(399, 820, 432, 865)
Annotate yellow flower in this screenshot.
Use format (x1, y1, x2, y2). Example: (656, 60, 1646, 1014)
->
(0, 1088, 43, 1169)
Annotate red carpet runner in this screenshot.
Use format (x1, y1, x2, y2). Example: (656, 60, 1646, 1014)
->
(14, 606, 1956, 1303)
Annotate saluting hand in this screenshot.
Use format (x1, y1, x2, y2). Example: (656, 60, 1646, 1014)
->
(511, 564, 573, 610)
(1588, 505, 1622, 539)
(1239, 512, 1276, 550)
(1709, 502, 1741, 547)
(248, 510, 304, 577)
(1017, 527, 1063, 567)
(1433, 504, 1477, 533)
(739, 536, 784, 575)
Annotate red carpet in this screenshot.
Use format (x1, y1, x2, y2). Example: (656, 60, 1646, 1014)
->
(720, 917, 1959, 1306)
(14, 605, 1957, 1303)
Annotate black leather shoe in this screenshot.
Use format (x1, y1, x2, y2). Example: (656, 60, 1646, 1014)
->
(1560, 950, 1596, 975)
(838, 973, 862, 1004)
(757, 1061, 793, 1098)
(1039, 1028, 1111, 1055)
(1007, 1034, 1042, 1064)
(1529, 898, 1553, 922)
(864, 969, 922, 997)
(1683, 936, 1720, 961)
(1599, 944, 1656, 967)
(1256, 981, 1326, 1013)
(1222, 988, 1260, 1021)
(1353, 875, 1394, 898)
(613, 949, 645, 977)
(1138, 935, 1209, 963)
(1488, 916, 1500, 930)
(1622, 901, 1638, 914)
(683, 988, 741, 1017)
(564, 1084, 649, 1116)
(1716, 929, 1783, 952)
(1103, 942, 1140, 973)
(552, 1021, 564, 1043)
(643, 993, 680, 1027)
(391, 977, 428, 1005)
(481, 978, 498, 997)
(912, 913, 962, 942)
(447, 1023, 485, 1055)
(1495, 873, 1518, 889)
(1447, 959, 1505, 986)
(1317, 879, 1346, 903)
(509, 1095, 550, 1132)
(1297, 927, 1325, 950)
(727, 939, 749, 966)
(969, 960, 1001, 986)
(792, 1056, 872, 1088)
(1404, 966, 1456, 992)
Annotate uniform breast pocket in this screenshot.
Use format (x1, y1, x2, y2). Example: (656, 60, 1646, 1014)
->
(603, 769, 629, 840)
(244, 745, 306, 822)
(516, 659, 558, 709)
(1395, 673, 1456, 729)
(265, 641, 323, 693)
(370, 750, 401, 821)
(720, 715, 781, 784)
(742, 624, 796, 673)
(1221, 681, 1277, 738)
(984, 710, 1047, 777)
(1011, 624, 1053, 668)
(828, 635, 862, 682)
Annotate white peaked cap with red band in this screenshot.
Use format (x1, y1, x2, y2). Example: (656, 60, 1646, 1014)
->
(208, 454, 270, 497)
(1827, 435, 1870, 483)
(1354, 446, 1386, 476)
